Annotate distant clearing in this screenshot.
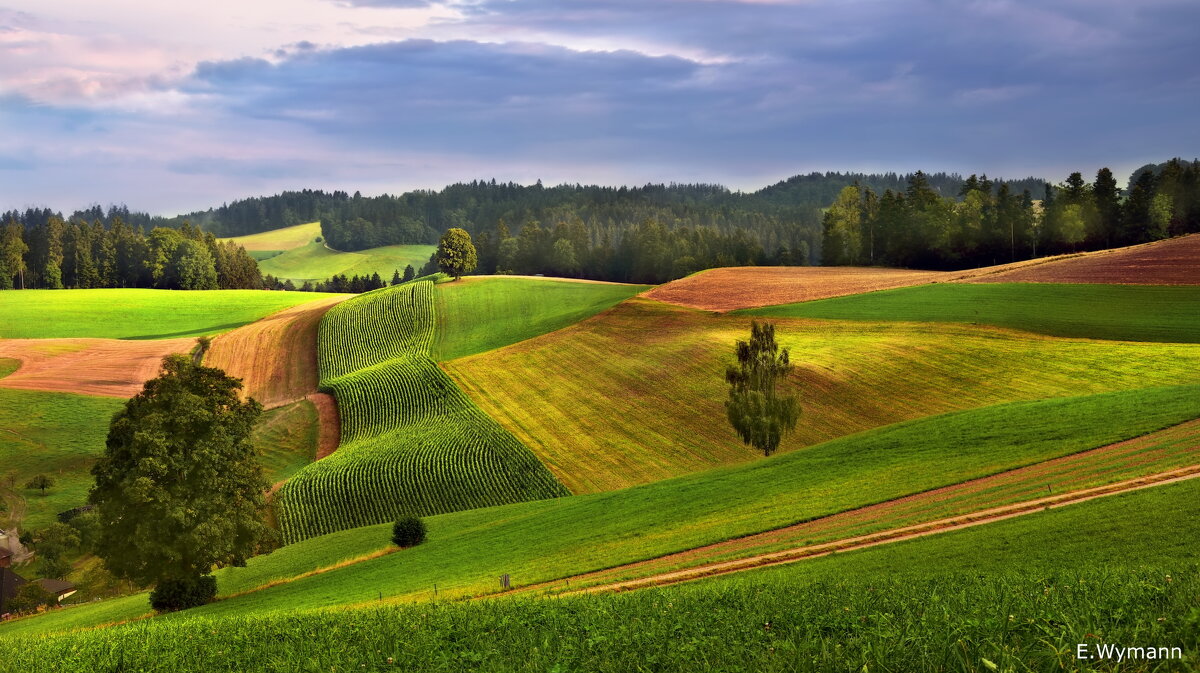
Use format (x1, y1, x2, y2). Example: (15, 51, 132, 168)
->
(446, 297, 1200, 492)
(968, 233, 1200, 285)
(0, 338, 192, 397)
(643, 266, 948, 312)
(206, 294, 349, 408)
(432, 276, 649, 361)
(744, 283, 1200, 343)
(257, 241, 436, 284)
(0, 289, 337, 340)
(219, 221, 323, 252)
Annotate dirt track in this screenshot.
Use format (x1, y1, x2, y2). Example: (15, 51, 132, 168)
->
(0, 338, 193, 397)
(206, 295, 348, 408)
(544, 465, 1200, 595)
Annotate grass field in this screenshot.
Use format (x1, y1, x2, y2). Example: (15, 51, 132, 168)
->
(432, 277, 649, 361)
(0, 359, 124, 531)
(253, 400, 320, 486)
(3, 477, 1196, 672)
(256, 241, 436, 284)
(743, 282, 1200, 343)
(218, 221, 323, 253)
(0, 289, 337, 340)
(8, 384, 1198, 635)
(273, 281, 569, 543)
(445, 297, 1200, 493)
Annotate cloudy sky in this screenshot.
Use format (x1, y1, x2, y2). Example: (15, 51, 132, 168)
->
(1, 0, 1197, 214)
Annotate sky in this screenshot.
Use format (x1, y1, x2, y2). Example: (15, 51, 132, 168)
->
(1, 0, 1197, 215)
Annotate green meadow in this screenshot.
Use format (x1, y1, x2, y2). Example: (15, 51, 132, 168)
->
(744, 282, 1200, 343)
(255, 241, 436, 284)
(432, 277, 650, 361)
(7, 384, 1198, 634)
(3, 476, 1196, 673)
(0, 289, 335, 340)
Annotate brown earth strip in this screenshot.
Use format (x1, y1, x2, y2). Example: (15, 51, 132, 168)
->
(964, 233, 1200, 285)
(643, 266, 951, 312)
(0, 338, 193, 397)
(509, 419, 1200, 595)
(205, 295, 348, 409)
(308, 392, 341, 459)
(556, 466, 1200, 595)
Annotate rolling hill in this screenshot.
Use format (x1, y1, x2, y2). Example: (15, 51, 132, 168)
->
(255, 241, 436, 285)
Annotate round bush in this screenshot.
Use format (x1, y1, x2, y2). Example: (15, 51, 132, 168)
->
(392, 515, 427, 548)
(149, 575, 217, 612)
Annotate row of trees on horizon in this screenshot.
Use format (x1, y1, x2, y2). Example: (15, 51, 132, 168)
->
(0, 161, 1194, 290)
(821, 160, 1200, 268)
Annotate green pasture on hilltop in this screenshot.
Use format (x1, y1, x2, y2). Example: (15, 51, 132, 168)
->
(255, 241, 435, 284)
(3, 470, 1197, 672)
(433, 277, 650, 361)
(743, 282, 1200, 343)
(8, 384, 1199, 636)
(218, 221, 324, 253)
(0, 289, 336, 340)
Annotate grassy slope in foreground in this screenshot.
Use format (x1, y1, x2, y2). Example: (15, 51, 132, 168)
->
(0, 289, 338, 340)
(432, 276, 649, 361)
(3, 455, 1198, 673)
(256, 241, 436, 284)
(743, 282, 1200, 343)
(0, 359, 123, 531)
(217, 221, 323, 253)
(445, 296, 1200, 493)
(9, 383, 1198, 635)
(274, 281, 567, 543)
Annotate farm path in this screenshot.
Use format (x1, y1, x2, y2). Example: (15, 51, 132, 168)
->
(542, 465, 1200, 596)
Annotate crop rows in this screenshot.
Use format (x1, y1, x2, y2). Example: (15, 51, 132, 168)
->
(276, 280, 568, 543)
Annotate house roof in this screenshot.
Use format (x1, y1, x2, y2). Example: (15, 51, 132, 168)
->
(35, 578, 76, 596)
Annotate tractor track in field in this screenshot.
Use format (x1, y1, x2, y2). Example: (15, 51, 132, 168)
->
(521, 464, 1200, 597)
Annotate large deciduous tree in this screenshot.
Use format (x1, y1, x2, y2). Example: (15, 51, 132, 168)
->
(725, 321, 800, 457)
(89, 355, 274, 611)
(435, 227, 478, 280)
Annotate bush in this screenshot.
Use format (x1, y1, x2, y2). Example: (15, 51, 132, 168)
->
(149, 575, 217, 612)
(6, 583, 55, 614)
(391, 516, 427, 548)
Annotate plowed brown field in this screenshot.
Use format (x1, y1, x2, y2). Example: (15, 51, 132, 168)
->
(206, 295, 348, 408)
(0, 338, 193, 397)
(643, 266, 950, 312)
(966, 233, 1200, 285)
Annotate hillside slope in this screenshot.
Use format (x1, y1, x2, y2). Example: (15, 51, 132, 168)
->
(967, 232, 1200, 284)
(273, 281, 568, 543)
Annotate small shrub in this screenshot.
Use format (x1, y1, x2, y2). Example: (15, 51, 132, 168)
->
(392, 515, 427, 548)
(7, 583, 55, 614)
(149, 575, 217, 612)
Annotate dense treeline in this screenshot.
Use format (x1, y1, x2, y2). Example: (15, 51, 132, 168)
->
(262, 272, 388, 293)
(0, 208, 262, 290)
(822, 160, 1200, 269)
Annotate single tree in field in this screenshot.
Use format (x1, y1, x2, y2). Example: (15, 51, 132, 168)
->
(391, 269, 402, 286)
(89, 355, 274, 612)
(436, 228, 478, 280)
(24, 474, 54, 495)
(725, 321, 800, 457)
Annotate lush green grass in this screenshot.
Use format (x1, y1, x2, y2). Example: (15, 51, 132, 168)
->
(743, 282, 1200, 343)
(253, 400, 319, 486)
(274, 281, 568, 543)
(10, 385, 1198, 635)
(0, 289, 336, 339)
(3, 481, 1197, 672)
(0, 359, 123, 531)
(219, 221, 323, 252)
(433, 277, 649, 361)
(256, 241, 436, 284)
(447, 297, 1200, 493)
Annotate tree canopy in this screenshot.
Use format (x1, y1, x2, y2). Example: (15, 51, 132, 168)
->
(725, 321, 800, 457)
(89, 355, 273, 609)
(436, 228, 479, 280)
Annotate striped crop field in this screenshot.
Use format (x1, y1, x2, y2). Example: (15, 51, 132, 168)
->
(444, 297, 1200, 493)
(273, 281, 568, 543)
